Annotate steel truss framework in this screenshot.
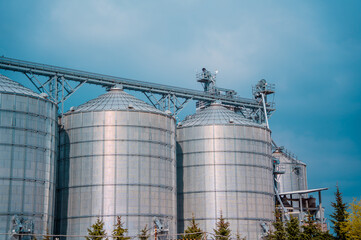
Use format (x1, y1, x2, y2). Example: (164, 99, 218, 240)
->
(0, 56, 275, 121)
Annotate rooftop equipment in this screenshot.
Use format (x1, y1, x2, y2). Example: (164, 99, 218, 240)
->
(196, 68, 237, 111)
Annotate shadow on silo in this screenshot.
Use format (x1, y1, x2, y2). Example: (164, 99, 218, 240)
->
(54, 126, 70, 240)
(176, 142, 184, 234)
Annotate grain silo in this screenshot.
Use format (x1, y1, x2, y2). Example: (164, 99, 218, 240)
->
(272, 148, 307, 211)
(0, 74, 57, 239)
(177, 103, 274, 240)
(56, 85, 177, 238)
(272, 148, 307, 193)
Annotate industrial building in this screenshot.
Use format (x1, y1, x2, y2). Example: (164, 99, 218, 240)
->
(0, 57, 327, 240)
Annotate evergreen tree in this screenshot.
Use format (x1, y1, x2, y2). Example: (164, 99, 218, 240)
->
(300, 213, 334, 240)
(138, 225, 150, 240)
(265, 208, 286, 240)
(213, 212, 231, 240)
(340, 198, 361, 240)
(285, 216, 301, 240)
(112, 216, 130, 240)
(182, 215, 203, 240)
(314, 231, 335, 240)
(86, 218, 107, 240)
(235, 232, 246, 240)
(301, 213, 322, 240)
(330, 185, 348, 240)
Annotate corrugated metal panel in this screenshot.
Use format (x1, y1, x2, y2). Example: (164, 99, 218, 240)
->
(0, 74, 40, 97)
(273, 151, 307, 193)
(179, 103, 261, 127)
(177, 104, 273, 240)
(68, 87, 165, 114)
(57, 88, 177, 237)
(0, 74, 57, 239)
(273, 150, 308, 210)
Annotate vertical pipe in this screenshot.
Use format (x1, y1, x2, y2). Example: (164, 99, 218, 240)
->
(299, 194, 303, 226)
(260, 93, 269, 128)
(318, 191, 323, 231)
(61, 76, 65, 115)
(274, 187, 289, 221)
(168, 94, 170, 111)
(54, 76, 58, 102)
(155, 225, 157, 240)
(173, 94, 175, 114)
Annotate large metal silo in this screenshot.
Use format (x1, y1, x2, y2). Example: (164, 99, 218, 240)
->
(56, 86, 177, 238)
(272, 148, 307, 193)
(272, 148, 307, 212)
(177, 103, 274, 240)
(0, 74, 57, 239)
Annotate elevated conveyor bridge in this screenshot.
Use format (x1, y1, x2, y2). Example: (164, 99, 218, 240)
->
(0, 56, 275, 121)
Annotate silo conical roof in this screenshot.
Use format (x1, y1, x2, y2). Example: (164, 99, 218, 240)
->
(179, 103, 263, 127)
(68, 87, 165, 114)
(0, 74, 41, 97)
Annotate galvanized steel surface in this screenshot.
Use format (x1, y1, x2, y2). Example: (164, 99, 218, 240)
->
(0, 74, 40, 98)
(0, 74, 57, 239)
(56, 89, 177, 237)
(179, 103, 262, 127)
(273, 151, 307, 193)
(70, 86, 164, 114)
(177, 104, 274, 240)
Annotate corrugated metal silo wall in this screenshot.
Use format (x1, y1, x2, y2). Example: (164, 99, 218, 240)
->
(0, 93, 57, 239)
(56, 110, 176, 238)
(272, 152, 307, 210)
(273, 152, 307, 193)
(177, 124, 274, 240)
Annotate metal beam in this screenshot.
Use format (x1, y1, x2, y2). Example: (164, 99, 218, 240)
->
(0, 56, 275, 118)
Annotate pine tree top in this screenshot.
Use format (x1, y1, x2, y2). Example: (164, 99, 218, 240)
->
(138, 225, 150, 240)
(112, 216, 130, 240)
(183, 215, 203, 239)
(213, 212, 231, 240)
(330, 185, 348, 240)
(330, 186, 348, 220)
(86, 218, 107, 240)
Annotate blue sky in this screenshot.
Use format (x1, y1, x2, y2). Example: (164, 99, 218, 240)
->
(0, 0, 360, 228)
